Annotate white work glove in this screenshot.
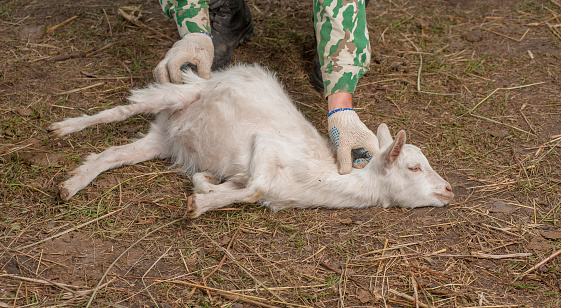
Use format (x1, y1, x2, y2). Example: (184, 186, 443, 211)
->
(154, 32, 214, 83)
(327, 108, 379, 175)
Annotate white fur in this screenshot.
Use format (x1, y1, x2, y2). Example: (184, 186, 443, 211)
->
(49, 64, 453, 217)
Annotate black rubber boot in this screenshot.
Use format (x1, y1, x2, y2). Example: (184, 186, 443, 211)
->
(209, 0, 254, 70)
(311, 0, 370, 93)
(310, 55, 324, 93)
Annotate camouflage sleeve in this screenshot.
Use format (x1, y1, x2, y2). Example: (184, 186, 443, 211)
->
(159, 0, 211, 37)
(313, 0, 371, 97)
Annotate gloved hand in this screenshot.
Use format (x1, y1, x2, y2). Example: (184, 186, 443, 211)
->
(351, 148, 372, 169)
(327, 108, 379, 175)
(154, 32, 214, 83)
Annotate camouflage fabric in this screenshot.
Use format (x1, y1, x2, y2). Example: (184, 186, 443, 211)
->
(159, 0, 369, 96)
(159, 0, 211, 37)
(313, 0, 371, 97)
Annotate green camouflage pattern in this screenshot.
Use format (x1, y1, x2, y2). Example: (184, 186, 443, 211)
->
(314, 0, 371, 97)
(160, 0, 211, 37)
(159, 0, 369, 96)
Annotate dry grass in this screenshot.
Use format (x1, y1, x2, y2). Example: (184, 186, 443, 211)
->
(1, 0, 560, 307)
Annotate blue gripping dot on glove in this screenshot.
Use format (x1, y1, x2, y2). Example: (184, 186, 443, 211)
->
(329, 127, 340, 149)
(353, 158, 370, 164)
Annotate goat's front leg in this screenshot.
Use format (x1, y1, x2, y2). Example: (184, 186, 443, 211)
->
(191, 172, 221, 193)
(187, 184, 261, 218)
(192, 172, 249, 194)
(59, 131, 170, 200)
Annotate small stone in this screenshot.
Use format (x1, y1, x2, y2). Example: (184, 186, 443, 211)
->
(357, 289, 374, 303)
(463, 30, 483, 42)
(486, 199, 516, 213)
(15, 108, 33, 116)
(340, 218, 353, 225)
(541, 230, 561, 240)
(527, 237, 551, 252)
(18, 25, 46, 41)
(537, 264, 549, 273)
(490, 129, 509, 138)
(219, 236, 231, 246)
(27, 152, 63, 167)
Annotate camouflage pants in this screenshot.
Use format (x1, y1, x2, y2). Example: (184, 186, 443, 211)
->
(313, 0, 371, 97)
(159, 0, 370, 96)
(159, 0, 211, 35)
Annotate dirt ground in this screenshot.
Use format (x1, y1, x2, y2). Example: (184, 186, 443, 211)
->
(1, 0, 561, 307)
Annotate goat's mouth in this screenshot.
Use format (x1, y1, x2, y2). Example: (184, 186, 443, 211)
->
(434, 193, 453, 201)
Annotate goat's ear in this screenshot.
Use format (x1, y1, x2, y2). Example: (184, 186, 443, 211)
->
(377, 123, 393, 148)
(383, 130, 406, 166)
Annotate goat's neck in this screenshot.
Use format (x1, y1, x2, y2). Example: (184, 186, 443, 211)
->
(312, 164, 388, 208)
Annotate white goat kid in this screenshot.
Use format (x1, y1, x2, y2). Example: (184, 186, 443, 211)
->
(49, 64, 453, 218)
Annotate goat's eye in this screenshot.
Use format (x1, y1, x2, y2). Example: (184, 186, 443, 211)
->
(408, 166, 421, 172)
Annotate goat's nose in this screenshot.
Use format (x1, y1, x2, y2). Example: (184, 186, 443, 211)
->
(444, 184, 454, 199)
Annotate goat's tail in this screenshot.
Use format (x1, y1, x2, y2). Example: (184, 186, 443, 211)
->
(180, 67, 205, 84)
(49, 82, 202, 137)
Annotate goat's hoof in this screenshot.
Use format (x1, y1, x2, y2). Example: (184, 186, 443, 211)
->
(47, 123, 66, 137)
(186, 195, 201, 219)
(47, 123, 59, 136)
(47, 121, 78, 137)
(58, 181, 73, 201)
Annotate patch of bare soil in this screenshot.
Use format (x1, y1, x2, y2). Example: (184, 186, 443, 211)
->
(1, 0, 560, 307)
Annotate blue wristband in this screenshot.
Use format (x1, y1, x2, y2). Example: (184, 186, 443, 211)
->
(327, 108, 354, 119)
(184, 31, 213, 40)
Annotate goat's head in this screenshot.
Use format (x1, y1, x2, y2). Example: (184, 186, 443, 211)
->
(368, 124, 453, 208)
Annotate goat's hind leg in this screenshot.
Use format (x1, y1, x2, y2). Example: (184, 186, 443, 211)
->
(48, 83, 202, 137)
(60, 128, 170, 200)
(187, 133, 282, 218)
